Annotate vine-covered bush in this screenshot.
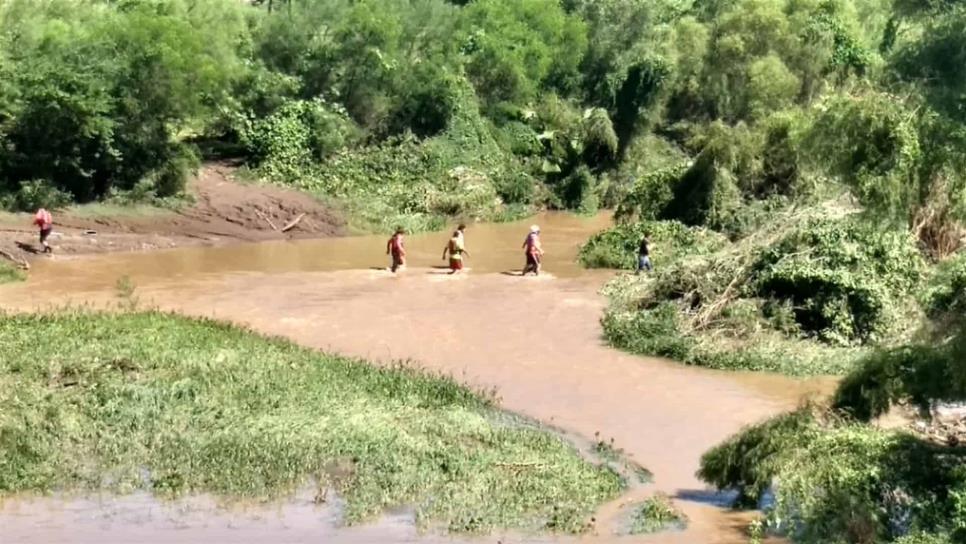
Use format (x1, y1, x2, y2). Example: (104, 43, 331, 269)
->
(700, 407, 966, 544)
(598, 212, 924, 375)
(754, 218, 926, 344)
(578, 220, 726, 270)
(242, 99, 359, 181)
(922, 253, 966, 321)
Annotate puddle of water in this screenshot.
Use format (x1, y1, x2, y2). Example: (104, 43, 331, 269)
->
(0, 212, 833, 543)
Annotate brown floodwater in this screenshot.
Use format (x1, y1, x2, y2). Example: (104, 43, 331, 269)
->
(0, 212, 834, 543)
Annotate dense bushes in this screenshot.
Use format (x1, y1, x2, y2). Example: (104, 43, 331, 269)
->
(2, 0, 964, 239)
(699, 406, 966, 544)
(597, 213, 922, 374)
(0, 0, 245, 208)
(923, 253, 966, 321)
(579, 220, 726, 270)
(753, 218, 925, 344)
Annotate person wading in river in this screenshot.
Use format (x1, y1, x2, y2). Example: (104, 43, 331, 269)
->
(637, 232, 652, 274)
(387, 227, 406, 273)
(33, 208, 53, 254)
(522, 225, 544, 276)
(442, 229, 469, 274)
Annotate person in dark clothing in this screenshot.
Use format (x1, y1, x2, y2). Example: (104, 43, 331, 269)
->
(637, 233, 652, 274)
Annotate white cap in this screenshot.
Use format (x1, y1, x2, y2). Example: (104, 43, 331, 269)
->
(530, 224, 540, 233)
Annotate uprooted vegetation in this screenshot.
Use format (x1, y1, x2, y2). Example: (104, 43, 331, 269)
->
(595, 205, 929, 375)
(699, 275, 966, 543)
(699, 405, 966, 544)
(0, 311, 624, 534)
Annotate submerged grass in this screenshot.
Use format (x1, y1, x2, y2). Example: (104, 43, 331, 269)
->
(628, 494, 687, 535)
(0, 311, 623, 533)
(0, 261, 25, 283)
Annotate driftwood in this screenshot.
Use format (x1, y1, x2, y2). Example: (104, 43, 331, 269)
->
(281, 213, 306, 233)
(255, 209, 278, 231)
(0, 249, 29, 270)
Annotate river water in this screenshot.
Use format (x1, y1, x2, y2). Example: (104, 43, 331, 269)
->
(0, 212, 832, 543)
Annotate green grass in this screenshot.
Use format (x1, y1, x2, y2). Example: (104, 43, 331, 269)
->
(0, 261, 25, 284)
(628, 494, 687, 535)
(0, 311, 624, 533)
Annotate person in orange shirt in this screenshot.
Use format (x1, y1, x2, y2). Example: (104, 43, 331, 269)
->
(386, 227, 406, 273)
(33, 208, 53, 254)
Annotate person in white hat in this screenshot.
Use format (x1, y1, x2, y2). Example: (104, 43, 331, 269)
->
(522, 224, 544, 276)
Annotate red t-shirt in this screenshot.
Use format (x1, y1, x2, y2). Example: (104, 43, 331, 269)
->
(34, 209, 52, 230)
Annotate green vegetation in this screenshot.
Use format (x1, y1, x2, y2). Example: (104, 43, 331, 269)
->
(0, 311, 623, 533)
(628, 494, 687, 535)
(574, 0, 965, 375)
(597, 207, 929, 374)
(700, 404, 966, 544)
(579, 220, 726, 270)
(5, 0, 960, 235)
(0, 261, 24, 283)
(699, 267, 966, 542)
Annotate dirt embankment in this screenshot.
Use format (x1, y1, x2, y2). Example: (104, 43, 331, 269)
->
(0, 163, 345, 264)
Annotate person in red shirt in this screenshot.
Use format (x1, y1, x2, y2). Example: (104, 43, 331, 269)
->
(33, 208, 53, 254)
(386, 227, 406, 273)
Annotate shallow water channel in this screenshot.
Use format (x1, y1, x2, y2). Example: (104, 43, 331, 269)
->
(0, 212, 833, 543)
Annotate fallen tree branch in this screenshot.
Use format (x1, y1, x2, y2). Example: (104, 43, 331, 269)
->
(255, 209, 278, 231)
(0, 249, 30, 270)
(281, 213, 306, 233)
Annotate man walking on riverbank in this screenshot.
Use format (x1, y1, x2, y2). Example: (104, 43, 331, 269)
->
(637, 232, 652, 274)
(522, 225, 543, 276)
(387, 227, 406, 273)
(34, 208, 53, 254)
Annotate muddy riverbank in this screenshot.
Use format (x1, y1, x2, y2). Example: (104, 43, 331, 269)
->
(0, 163, 344, 263)
(0, 213, 833, 543)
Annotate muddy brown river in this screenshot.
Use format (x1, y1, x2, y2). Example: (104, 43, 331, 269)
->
(0, 213, 832, 543)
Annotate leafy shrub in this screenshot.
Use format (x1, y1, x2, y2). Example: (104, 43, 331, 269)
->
(613, 164, 690, 223)
(701, 409, 966, 543)
(754, 218, 926, 344)
(579, 220, 727, 270)
(493, 170, 536, 205)
(698, 407, 820, 507)
(602, 302, 694, 362)
(5, 180, 73, 212)
(834, 328, 966, 421)
(922, 253, 966, 321)
(0, 0, 246, 202)
(894, 533, 955, 544)
(243, 99, 358, 180)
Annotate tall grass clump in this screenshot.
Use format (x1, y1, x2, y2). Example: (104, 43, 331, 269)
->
(0, 311, 623, 533)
